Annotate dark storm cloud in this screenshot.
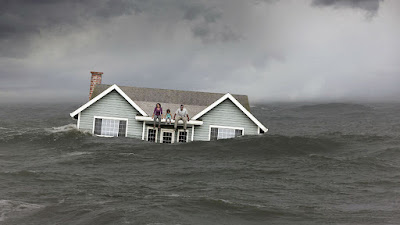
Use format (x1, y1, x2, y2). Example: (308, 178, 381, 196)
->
(0, 0, 388, 57)
(311, 0, 384, 16)
(177, 2, 240, 42)
(191, 23, 242, 43)
(180, 2, 221, 22)
(0, 0, 234, 58)
(0, 0, 399, 103)
(0, 0, 142, 57)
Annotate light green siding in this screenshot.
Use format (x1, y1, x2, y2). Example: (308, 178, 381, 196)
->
(76, 91, 259, 142)
(78, 91, 143, 138)
(193, 99, 259, 141)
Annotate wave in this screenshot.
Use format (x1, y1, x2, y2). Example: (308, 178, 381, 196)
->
(1, 123, 399, 160)
(64, 151, 93, 157)
(198, 197, 268, 210)
(296, 103, 373, 112)
(0, 170, 41, 177)
(44, 124, 77, 133)
(0, 200, 44, 222)
(146, 193, 278, 213)
(0, 124, 90, 145)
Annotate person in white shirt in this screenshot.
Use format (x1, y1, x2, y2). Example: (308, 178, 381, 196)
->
(174, 104, 189, 131)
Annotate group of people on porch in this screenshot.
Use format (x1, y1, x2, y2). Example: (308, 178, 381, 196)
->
(151, 103, 189, 131)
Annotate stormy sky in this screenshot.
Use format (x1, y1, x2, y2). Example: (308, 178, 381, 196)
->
(0, 0, 399, 103)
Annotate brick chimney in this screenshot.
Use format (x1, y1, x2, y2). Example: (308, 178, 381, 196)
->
(89, 71, 103, 99)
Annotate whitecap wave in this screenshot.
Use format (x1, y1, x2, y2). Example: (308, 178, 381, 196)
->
(118, 153, 138, 156)
(65, 151, 92, 157)
(0, 200, 44, 222)
(45, 124, 77, 133)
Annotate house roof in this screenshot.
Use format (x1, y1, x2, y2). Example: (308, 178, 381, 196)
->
(90, 84, 251, 116)
(70, 84, 267, 132)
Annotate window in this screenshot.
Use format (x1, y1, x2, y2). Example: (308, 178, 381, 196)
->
(147, 128, 157, 142)
(161, 129, 175, 144)
(162, 132, 173, 143)
(217, 128, 236, 139)
(101, 119, 119, 136)
(93, 117, 127, 137)
(235, 129, 243, 137)
(119, 121, 127, 137)
(210, 127, 218, 141)
(94, 118, 102, 135)
(178, 130, 188, 143)
(209, 126, 244, 140)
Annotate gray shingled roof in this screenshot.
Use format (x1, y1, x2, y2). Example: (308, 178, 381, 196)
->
(91, 84, 251, 117)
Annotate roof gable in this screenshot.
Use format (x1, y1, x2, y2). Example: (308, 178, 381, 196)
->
(70, 84, 267, 133)
(70, 84, 148, 118)
(192, 93, 268, 132)
(91, 84, 251, 111)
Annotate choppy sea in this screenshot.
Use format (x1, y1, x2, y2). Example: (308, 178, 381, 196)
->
(1, 102, 400, 224)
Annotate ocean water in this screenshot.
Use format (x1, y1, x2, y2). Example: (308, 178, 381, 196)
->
(0, 102, 400, 224)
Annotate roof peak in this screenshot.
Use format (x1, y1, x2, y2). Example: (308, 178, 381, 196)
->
(96, 83, 247, 97)
(91, 84, 251, 112)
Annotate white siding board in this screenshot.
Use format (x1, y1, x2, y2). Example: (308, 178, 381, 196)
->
(193, 99, 259, 141)
(79, 91, 143, 138)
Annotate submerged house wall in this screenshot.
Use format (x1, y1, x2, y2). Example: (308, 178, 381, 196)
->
(76, 91, 262, 142)
(79, 90, 143, 138)
(193, 99, 259, 141)
(72, 72, 267, 142)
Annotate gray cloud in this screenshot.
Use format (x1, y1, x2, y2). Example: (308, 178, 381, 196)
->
(180, 2, 221, 22)
(0, 0, 236, 58)
(0, 0, 386, 58)
(311, 0, 384, 16)
(0, 0, 399, 103)
(0, 0, 142, 57)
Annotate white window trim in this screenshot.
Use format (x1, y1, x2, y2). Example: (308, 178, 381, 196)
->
(146, 126, 159, 143)
(160, 128, 175, 144)
(92, 116, 129, 137)
(177, 129, 189, 143)
(208, 125, 245, 141)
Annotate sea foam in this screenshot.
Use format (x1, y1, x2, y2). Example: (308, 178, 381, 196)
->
(0, 200, 43, 222)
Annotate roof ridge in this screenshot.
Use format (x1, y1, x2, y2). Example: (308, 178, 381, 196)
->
(91, 84, 251, 112)
(98, 84, 248, 97)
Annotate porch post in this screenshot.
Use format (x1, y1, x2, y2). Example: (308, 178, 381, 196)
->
(191, 126, 194, 142)
(142, 121, 145, 140)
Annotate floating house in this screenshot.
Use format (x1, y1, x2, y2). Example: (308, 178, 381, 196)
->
(70, 72, 268, 143)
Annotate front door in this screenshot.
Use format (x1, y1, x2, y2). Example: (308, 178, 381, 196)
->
(161, 129, 175, 144)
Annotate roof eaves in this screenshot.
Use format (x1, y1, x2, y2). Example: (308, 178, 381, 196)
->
(192, 93, 268, 132)
(70, 84, 148, 118)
